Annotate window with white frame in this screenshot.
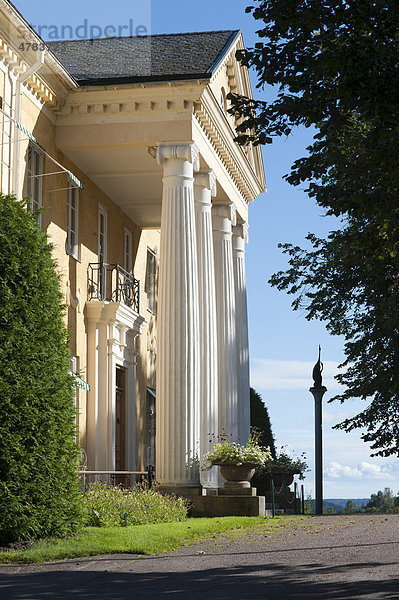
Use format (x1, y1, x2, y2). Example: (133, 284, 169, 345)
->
(124, 229, 132, 273)
(67, 182, 79, 259)
(98, 205, 107, 264)
(146, 248, 157, 313)
(27, 145, 43, 226)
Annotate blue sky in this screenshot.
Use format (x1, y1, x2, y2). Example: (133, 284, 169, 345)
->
(12, 0, 399, 499)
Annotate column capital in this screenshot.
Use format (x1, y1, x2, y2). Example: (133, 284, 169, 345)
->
(194, 170, 217, 197)
(233, 222, 249, 244)
(212, 202, 237, 231)
(156, 142, 200, 171)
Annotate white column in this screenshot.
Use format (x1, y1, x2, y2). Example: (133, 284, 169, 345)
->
(156, 142, 201, 492)
(233, 223, 250, 444)
(212, 203, 239, 442)
(194, 171, 219, 489)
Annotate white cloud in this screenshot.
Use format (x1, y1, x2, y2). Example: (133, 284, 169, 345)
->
(251, 358, 344, 391)
(325, 461, 395, 481)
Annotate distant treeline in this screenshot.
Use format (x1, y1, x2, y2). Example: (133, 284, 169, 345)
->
(307, 488, 399, 514)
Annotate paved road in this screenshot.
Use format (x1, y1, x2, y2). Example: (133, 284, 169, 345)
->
(0, 514, 398, 599)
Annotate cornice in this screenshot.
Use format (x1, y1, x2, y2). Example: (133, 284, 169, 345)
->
(0, 36, 56, 107)
(208, 32, 267, 194)
(56, 93, 199, 124)
(194, 92, 263, 204)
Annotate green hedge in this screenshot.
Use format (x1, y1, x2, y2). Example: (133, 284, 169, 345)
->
(0, 195, 84, 544)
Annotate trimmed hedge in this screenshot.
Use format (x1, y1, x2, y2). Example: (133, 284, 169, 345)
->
(0, 195, 84, 544)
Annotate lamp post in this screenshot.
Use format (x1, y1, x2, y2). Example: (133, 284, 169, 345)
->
(309, 346, 327, 515)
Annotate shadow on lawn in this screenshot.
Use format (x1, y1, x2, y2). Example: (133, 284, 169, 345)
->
(1, 558, 399, 600)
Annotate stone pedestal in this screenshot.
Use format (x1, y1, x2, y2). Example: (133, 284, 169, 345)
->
(190, 494, 266, 518)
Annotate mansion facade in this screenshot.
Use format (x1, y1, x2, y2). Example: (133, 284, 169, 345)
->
(0, 1, 265, 493)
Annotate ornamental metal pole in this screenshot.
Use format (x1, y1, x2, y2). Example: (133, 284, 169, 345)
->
(310, 346, 327, 516)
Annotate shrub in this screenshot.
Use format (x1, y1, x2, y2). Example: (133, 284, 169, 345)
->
(83, 483, 189, 527)
(0, 195, 84, 544)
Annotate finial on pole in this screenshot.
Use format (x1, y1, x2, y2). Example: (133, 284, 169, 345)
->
(312, 344, 324, 387)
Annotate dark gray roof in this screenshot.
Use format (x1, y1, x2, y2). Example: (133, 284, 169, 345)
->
(47, 30, 239, 85)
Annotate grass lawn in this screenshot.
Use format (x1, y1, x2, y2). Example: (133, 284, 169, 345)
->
(0, 516, 305, 565)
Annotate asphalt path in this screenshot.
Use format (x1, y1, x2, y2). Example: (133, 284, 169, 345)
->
(0, 514, 398, 599)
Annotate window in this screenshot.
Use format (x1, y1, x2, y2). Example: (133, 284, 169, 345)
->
(27, 145, 43, 226)
(124, 229, 132, 273)
(98, 205, 107, 263)
(67, 182, 79, 259)
(146, 249, 157, 313)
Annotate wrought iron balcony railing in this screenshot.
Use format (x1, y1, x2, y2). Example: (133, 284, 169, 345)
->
(88, 262, 140, 313)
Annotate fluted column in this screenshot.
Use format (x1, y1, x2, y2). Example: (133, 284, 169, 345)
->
(233, 223, 250, 444)
(212, 203, 239, 443)
(156, 142, 201, 492)
(194, 171, 218, 489)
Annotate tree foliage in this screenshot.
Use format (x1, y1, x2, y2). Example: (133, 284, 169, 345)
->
(0, 195, 83, 544)
(250, 387, 276, 458)
(230, 0, 399, 456)
(361, 487, 399, 513)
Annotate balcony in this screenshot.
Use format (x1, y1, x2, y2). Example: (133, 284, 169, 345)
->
(88, 263, 140, 313)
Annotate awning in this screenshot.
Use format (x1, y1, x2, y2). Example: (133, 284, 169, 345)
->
(0, 105, 37, 143)
(37, 145, 84, 190)
(15, 120, 37, 143)
(0, 106, 84, 189)
(74, 376, 90, 392)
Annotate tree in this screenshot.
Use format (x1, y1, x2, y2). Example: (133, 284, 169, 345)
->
(250, 387, 276, 457)
(229, 1, 399, 456)
(361, 487, 399, 513)
(0, 195, 83, 544)
(341, 500, 359, 514)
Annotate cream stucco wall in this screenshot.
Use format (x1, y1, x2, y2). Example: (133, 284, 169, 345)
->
(15, 78, 160, 465)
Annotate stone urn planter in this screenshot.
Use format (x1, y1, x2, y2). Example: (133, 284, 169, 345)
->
(215, 462, 258, 489)
(270, 471, 295, 491)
